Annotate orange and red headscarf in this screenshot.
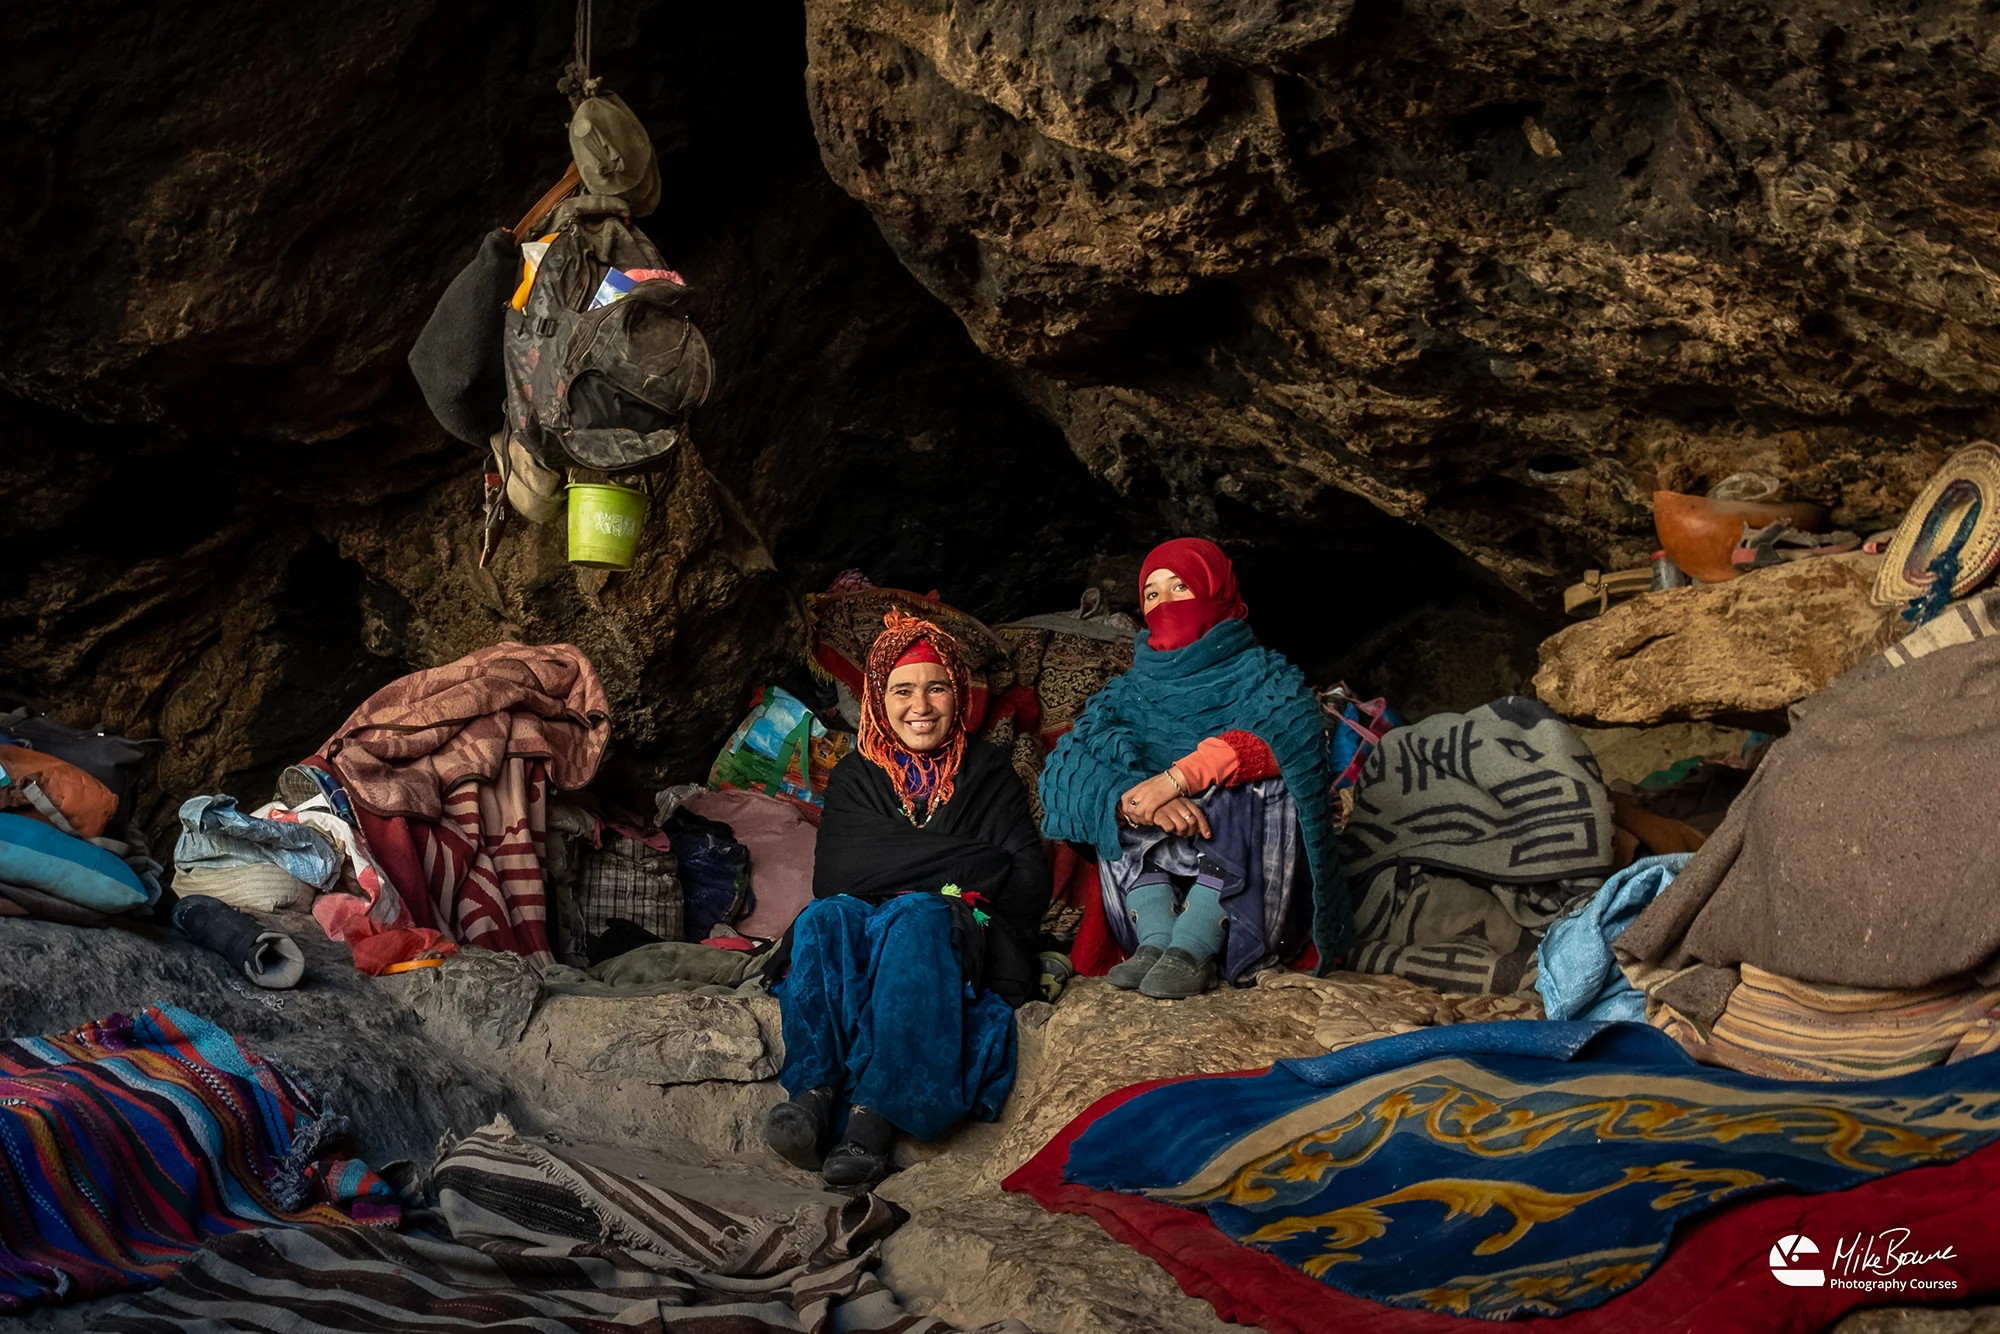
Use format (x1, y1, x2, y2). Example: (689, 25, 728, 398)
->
(1140, 537, 1249, 651)
(859, 609, 971, 818)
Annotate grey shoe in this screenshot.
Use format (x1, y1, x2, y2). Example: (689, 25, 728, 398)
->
(1139, 947, 1216, 1000)
(1106, 945, 1163, 990)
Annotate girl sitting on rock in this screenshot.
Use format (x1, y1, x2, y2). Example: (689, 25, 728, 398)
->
(764, 610, 1047, 1187)
(1039, 538, 1342, 998)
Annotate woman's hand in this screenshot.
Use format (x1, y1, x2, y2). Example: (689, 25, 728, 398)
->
(1118, 772, 1181, 825)
(1147, 796, 1211, 840)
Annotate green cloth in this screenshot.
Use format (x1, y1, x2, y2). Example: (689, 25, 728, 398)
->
(541, 942, 762, 998)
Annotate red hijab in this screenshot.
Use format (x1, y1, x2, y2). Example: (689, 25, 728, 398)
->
(1140, 537, 1249, 651)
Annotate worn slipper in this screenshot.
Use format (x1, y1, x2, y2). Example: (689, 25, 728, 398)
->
(1139, 946, 1216, 1000)
(1106, 944, 1163, 991)
(764, 1087, 834, 1172)
(821, 1106, 895, 1189)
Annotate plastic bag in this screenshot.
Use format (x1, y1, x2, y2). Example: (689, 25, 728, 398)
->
(708, 685, 854, 814)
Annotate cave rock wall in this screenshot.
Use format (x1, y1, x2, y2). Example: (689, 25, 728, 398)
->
(0, 0, 1124, 829)
(805, 0, 2000, 593)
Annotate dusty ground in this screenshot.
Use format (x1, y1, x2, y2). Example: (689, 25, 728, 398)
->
(0, 918, 1986, 1333)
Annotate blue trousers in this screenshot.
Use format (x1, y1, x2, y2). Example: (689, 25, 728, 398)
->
(778, 893, 1017, 1141)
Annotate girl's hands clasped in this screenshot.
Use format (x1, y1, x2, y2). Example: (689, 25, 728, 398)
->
(1147, 796, 1211, 840)
(1118, 772, 1182, 825)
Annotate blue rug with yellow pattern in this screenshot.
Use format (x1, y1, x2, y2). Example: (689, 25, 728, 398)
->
(1062, 1021, 2000, 1318)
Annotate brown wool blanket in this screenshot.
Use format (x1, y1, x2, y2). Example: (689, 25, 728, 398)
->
(322, 643, 610, 820)
(1617, 591, 2000, 990)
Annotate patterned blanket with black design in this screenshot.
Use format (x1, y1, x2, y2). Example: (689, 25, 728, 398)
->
(98, 1117, 1008, 1334)
(1342, 697, 1615, 993)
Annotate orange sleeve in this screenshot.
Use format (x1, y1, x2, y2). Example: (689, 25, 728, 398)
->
(1171, 736, 1242, 792)
(1172, 732, 1279, 791)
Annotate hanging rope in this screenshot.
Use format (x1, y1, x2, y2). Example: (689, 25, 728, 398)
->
(558, 0, 599, 108)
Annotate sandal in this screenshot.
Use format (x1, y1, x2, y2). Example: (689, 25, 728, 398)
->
(1731, 521, 1860, 572)
(1562, 567, 1653, 617)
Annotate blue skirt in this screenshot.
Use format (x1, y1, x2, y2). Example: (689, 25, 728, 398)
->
(777, 893, 1017, 1141)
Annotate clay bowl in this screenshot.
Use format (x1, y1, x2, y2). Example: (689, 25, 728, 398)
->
(1654, 491, 1828, 583)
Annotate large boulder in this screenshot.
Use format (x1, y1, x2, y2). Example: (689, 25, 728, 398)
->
(1533, 553, 1903, 726)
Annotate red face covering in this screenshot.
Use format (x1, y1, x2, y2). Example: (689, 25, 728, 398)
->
(1140, 537, 1248, 651)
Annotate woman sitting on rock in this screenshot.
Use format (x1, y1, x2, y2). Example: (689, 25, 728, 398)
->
(1040, 538, 1342, 998)
(765, 610, 1047, 1187)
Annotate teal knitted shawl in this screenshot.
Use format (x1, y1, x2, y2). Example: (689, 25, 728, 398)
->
(1038, 619, 1349, 966)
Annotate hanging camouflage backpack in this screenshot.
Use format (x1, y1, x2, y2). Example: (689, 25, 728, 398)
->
(501, 189, 714, 474)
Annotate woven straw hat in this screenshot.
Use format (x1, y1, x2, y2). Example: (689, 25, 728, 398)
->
(1873, 440, 2000, 608)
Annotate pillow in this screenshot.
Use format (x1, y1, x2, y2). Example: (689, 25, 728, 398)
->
(0, 744, 118, 839)
(0, 813, 152, 913)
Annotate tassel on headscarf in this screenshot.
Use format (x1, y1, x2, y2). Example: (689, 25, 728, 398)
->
(858, 609, 971, 819)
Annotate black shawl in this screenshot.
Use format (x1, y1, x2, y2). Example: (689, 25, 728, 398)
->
(808, 740, 1048, 1007)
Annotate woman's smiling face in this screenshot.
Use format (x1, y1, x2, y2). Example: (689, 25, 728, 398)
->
(885, 662, 956, 752)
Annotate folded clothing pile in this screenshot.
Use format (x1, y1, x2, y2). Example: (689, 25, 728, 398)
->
(0, 721, 319, 989)
(174, 793, 341, 910)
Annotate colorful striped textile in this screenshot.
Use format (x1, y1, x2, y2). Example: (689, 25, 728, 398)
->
(1030, 1021, 2000, 1319)
(419, 756, 551, 958)
(101, 1117, 977, 1333)
(1657, 962, 2000, 1081)
(0, 1003, 399, 1313)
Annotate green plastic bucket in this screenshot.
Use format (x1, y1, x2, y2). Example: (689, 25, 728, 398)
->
(566, 483, 649, 569)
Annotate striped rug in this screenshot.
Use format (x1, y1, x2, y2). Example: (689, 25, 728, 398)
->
(98, 1118, 1000, 1333)
(1657, 962, 2000, 1081)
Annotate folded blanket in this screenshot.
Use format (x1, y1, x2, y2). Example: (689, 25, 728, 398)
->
(1656, 962, 2000, 1081)
(1618, 590, 2000, 988)
(1343, 696, 1615, 887)
(321, 642, 609, 822)
(0, 1004, 397, 1313)
(99, 1117, 992, 1333)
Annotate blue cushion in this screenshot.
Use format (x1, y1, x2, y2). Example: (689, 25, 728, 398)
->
(0, 813, 152, 913)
